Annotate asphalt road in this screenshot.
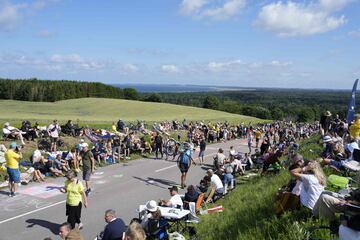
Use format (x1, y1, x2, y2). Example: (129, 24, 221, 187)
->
(0, 138, 250, 240)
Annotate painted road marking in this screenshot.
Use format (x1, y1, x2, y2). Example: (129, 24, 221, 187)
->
(19, 184, 63, 199)
(155, 165, 177, 173)
(0, 200, 66, 225)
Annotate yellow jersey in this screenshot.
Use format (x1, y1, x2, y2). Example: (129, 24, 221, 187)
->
(5, 149, 20, 169)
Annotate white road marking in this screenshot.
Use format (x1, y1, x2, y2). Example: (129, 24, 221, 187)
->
(155, 165, 177, 173)
(0, 200, 66, 225)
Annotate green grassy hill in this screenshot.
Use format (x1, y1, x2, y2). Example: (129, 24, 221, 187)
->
(0, 98, 262, 124)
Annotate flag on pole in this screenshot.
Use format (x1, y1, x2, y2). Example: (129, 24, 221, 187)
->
(347, 79, 359, 123)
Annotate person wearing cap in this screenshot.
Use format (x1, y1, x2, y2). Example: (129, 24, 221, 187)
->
(140, 200, 162, 232)
(102, 209, 126, 240)
(160, 186, 183, 208)
(3, 122, 26, 145)
(47, 120, 61, 152)
(80, 142, 95, 196)
(60, 171, 88, 230)
(5, 142, 22, 197)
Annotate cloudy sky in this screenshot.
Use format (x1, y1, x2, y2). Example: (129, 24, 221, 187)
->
(0, 0, 359, 89)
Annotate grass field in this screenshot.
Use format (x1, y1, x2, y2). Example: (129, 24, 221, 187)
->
(0, 98, 262, 125)
(195, 135, 333, 240)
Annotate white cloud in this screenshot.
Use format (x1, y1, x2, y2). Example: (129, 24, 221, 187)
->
(180, 0, 208, 15)
(50, 54, 83, 63)
(319, 0, 353, 12)
(0, 0, 60, 32)
(255, 1, 349, 37)
(179, 0, 246, 20)
(161, 64, 180, 73)
(207, 59, 243, 72)
(0, 1, 23, 31)
(348, 29, 360, 37)
(202, 0, 246, 20)
(122, 64, 139, 73)
(269, 60, 292, 67)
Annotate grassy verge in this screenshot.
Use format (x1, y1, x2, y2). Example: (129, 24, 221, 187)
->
(195, 135, 331, 240)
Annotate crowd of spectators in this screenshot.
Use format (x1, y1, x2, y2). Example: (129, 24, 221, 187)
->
(3, 113, 360, 239)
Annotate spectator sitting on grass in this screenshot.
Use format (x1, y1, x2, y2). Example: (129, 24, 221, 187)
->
(206, 169, 224, 202)
(55, 154, 70, 172)
(65, 148, 80, 172)
(59, 222, 84, 240)
(3, 122, 26, 145)
(124, 222, 146, 240)
(160, 186, 183, 208)
(92, 144, 106, 165)
(290, 161, 326, 210)
(183, 185, 200, 209)
(102, 209, 127, 240)
(45, 157, 64, 177)
(141, 200, 162, 231)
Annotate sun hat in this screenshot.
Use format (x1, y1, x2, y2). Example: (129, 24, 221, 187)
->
(81, 142, 89, 148)
(9, 142, 17, 149)
(80, 139, 85, 143)
(325, 111, 332, 117)
(145, 200, 158, 212)
(323, 135, 332, 143)
(4, 122, 10, 127)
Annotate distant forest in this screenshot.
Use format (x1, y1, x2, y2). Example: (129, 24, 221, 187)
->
(0, 78, 354, 122)
(0, 78, 125, 102)
(153, 90, 353, 122)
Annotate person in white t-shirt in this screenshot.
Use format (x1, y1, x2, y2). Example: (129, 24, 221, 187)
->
(47, 120, 61, 152)
(290, 161, 326, 210)
(160, 186, 183, 208)
(206, 169, 224, 202)
(2, 122, 26, 145)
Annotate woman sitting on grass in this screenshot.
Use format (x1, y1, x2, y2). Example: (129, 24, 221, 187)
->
(290, 160, 326, 210)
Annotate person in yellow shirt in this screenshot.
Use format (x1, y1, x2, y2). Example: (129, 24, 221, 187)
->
(5, 142, 22, 197)
(349, 114, 360, 140)
(255, 129, 262, 148)
(61, 171, 88, 230)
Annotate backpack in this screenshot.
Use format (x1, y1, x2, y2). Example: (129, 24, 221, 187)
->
(179, 150, 191, 165)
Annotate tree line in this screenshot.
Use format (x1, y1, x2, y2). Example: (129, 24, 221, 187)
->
(154, 89, 353, 122)
(0, 78, 164, 103)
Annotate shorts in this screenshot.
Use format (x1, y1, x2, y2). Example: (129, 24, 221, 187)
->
(7, 168, 20, 183)
(50, 137, 58, 143)
(82, 170, 91, 181)
(199, 150, 205, 158)
(179, 163, 189, 173)
(330, 160, 344, 170)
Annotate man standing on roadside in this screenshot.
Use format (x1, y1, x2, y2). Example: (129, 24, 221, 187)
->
(154, 132, 163, 159)
(198, 137, 206, 165)
(5, 142, 22, 197)
(178, 143, 195, 189)
(48, 120, 61, 152)
(80, 143, 95, 196)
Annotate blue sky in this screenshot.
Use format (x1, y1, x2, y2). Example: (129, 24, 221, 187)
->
(0, 0, 360, 89)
